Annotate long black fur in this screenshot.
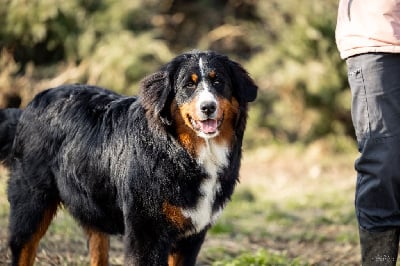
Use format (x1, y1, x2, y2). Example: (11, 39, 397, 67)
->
(3, 50, 257, 266)
(0, 108, 22, 165)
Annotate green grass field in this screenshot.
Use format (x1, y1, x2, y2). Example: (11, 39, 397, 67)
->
(0, 144, 361, 265)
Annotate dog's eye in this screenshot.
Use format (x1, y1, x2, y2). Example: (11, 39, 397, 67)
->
(185, 82, 196, 90)
(212, 79, 223, 87)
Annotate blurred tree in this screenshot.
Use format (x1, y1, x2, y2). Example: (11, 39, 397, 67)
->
(0, 0, 351, 146)
(245, 0, 351, 146)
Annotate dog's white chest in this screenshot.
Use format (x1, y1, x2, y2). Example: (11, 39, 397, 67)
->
(182, 141, 229, 234)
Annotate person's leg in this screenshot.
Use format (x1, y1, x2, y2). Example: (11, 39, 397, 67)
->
(347, 53, 400, 265)
(359, 227, 399, 265)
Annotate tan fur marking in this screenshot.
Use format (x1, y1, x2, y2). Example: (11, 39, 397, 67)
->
(18, 202, 59, 266)
(177, 101, 198, 129)
(162, 202, 190, 230)
(168, 252, 184, 266)
(85, 229, 109, 266)
(208, 70, 216, 79)
(171, 97, 239, 156)
(215, 97, 239, 146)
(191, 73, 198, 83)
(171, 100, 205, 156)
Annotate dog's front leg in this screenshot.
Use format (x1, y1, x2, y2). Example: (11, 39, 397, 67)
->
(168, 230, 207, 266)
(123, 223, 170, 266)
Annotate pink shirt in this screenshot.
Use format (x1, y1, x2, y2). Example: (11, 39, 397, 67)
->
(336, 0, 400, 59)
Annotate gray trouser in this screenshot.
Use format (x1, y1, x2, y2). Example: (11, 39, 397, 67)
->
(347, 53, 400, 231)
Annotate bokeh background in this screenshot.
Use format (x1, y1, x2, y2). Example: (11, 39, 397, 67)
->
(0, 0, 352, 148)
(0, 0, 361, 265)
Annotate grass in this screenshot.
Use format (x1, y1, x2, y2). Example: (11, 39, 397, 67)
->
(0, 168, 9, 229)
(201, 143, 361, 265)
(213, 250, 307, 266)
(0, 143, 361, 265)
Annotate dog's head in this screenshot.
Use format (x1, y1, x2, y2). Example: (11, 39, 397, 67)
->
(140, 50, 257, 139)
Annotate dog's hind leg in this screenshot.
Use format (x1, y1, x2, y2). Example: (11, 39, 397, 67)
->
(84, 228, 110, 266)
(8, 200, 59, 266)
(7, 171, 60, 266)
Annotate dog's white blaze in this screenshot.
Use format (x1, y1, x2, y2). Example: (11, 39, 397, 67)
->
(199, 57, 207, 79)
(198, 57, 214, 95)
(195, 57, 219, 139)
(182, 140, 229, 234)
(196, 89, 217, 112)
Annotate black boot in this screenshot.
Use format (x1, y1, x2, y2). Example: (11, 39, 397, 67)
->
(359, 227, 400, 265)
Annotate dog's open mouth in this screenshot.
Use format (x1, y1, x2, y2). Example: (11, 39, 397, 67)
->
(190, 117, 223, 135)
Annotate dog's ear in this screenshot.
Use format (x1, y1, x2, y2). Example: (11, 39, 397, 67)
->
(140, 54, 188, 125)
(227, 60, 258, 103)
(139, 71, 173, 125)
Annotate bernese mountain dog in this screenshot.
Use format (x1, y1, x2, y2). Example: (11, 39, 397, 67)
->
(0, 50, 257, 266)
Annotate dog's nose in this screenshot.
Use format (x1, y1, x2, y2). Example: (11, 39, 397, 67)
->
(200, 101, 217, 116)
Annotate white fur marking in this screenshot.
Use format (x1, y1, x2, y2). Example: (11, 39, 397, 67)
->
(199, 57, 206, 78)
(195, 57, 219, 139)
(182, 140, 229, 234)
(198, 57, 212, 93)
(197, 90, 217, 112)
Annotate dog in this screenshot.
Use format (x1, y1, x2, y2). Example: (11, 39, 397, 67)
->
(0, 108, 22, 164)
(0, 50, 257, 266)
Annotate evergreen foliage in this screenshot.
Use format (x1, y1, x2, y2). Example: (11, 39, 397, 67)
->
(0, 0, 351, 145)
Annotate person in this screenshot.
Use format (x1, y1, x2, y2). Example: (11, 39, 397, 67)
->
(336, 0, 400, 265)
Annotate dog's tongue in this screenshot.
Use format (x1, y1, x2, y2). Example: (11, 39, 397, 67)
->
(198, 119, 218, 134)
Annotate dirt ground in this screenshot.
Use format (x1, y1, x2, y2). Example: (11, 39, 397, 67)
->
(0, 143, 361, 265)
(210, 144, 361, 265)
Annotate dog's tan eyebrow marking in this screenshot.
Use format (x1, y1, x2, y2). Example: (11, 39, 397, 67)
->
(191, 73, 198, 83)
(208, 70, 216, 79)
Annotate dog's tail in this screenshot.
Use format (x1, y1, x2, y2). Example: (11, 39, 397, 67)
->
(0, 108, 22, 166)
